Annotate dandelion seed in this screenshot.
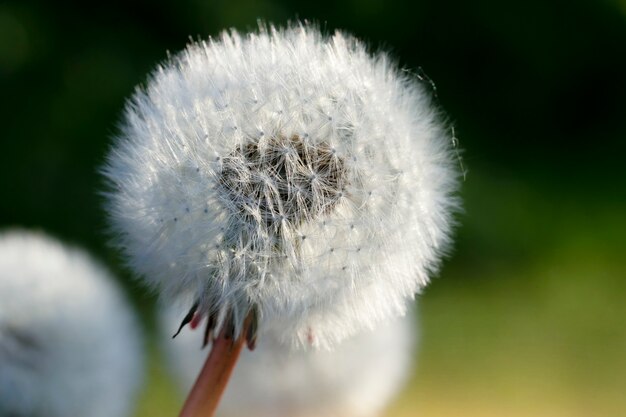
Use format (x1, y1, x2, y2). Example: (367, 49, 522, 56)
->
(0, 231, 143, 417)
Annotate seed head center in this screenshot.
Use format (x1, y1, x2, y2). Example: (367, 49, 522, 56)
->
(219, 135, 346, 232)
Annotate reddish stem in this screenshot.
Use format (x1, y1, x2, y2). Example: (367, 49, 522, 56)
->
(178, 320, 249, 417)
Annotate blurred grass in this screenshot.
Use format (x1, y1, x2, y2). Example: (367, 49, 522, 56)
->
(134, 344, 180, 417)
(391, 174, 626, 417)
(401, 258, 626, 417)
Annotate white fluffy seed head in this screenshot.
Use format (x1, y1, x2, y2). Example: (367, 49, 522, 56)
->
(103, 23, 459, 348)
(0, 230, 144, 417)
(159, 304, 415, 417)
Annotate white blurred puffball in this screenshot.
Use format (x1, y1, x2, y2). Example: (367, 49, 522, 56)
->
(0, 231, 144, 417)
(160, 304, 415, 417)
(104, 23, 459, 348)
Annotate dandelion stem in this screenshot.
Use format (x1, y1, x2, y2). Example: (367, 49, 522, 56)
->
(178, 316, 251, 417)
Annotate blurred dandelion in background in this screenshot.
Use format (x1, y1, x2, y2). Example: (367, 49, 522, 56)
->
(0, 230, 144, 417)
(159, 304, 416, 417)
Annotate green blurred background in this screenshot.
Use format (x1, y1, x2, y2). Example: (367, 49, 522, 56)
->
(1, 0, 625, 416)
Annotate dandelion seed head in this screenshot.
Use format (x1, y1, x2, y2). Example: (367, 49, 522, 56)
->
(103, 23, 460, 348)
